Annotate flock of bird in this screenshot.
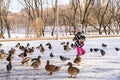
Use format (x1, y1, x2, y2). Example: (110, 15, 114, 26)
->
(0, 42, 82, 78)
(89, 43, 120, 56)
(0, 41, 120, 78)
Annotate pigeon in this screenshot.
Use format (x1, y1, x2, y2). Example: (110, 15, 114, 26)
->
(71, 43, 76, 49)
(64, 42, 71, 51)
(6, 62, 12, 72)
(90, 48, 93, 52)
(115, 47, 120, 51)
(60, 55, 70, 61)
(46, 43, 53, 50)
(94, 48, 99, 52)
(100, 49, 106, 56)
(27, 43, 30, 47)
(50, 52, 54, 58)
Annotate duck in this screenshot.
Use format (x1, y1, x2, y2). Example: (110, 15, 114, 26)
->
(60, 55, 70, 61)
(0, 43, 2, 48)
(26, 43, 30, 48)
(27, 47, 34, 54)
(6, 53, 13, 62)
(15, 42, 20, 48)
(45, 60, 61, 75)
(18, 49, 27, 59)
(100, 49, 106, 56)
(21, 57, 32, 66)
(46, 43, 53, 50)
(31, 55, 41, 70)
(66, 62, 80, 78)
(8, 48, 16, 55)
(40, 44, 45, 54)
(60, 42, 65, 45)
(0, 50, 7, 61)
(6, 62, 12, 72)
(19, 46, 25, 51)
(74, 55, 82, 66)
(102, 43, 107, 48)
(50, 52, 54, 58)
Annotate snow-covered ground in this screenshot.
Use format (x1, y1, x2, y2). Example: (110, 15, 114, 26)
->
(0, 37, 120, 80)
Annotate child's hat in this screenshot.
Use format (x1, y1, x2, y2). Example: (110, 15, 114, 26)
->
(76, 24, 82, 31)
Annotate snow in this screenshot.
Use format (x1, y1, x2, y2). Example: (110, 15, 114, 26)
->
(0, 37, 120, 80)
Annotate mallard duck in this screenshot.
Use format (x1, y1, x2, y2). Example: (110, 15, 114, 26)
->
(66, 62, 80, 78)
(60, 42, 65, 45)
(0, 43, 2, 48)
(6, 62, 12, 72)
(19, 45, 25, 51)
(22, 57, 32, 66)
(45, 60, 61, 75)
(60, 55, 70, 61)
(27, 43, 30, 48)
(9, 48, 16, 55)
(6, 53, 13, 62)
(15, 42, 20, 48)
(18, 49, 27, 59)
(102, 43, 107, 48)
(27, 47, 34, 54)
(31, 55, 41, 70)
(0, 50, 6, 61)
(74, 55, 82, 66)
(40, 44, 45, 54)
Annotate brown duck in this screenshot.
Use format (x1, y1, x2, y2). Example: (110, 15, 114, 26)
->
(22, 57, 32, 66)
(74, 55, 82, 66)
(15, 42, 20, 48)
(66, 62, 80, 78)
(102, 43, 107, 48)
(31, 55, 41, 70)
(27, 47, 34, 54)
(9, 48, 16, 55)
(6, 53, 13, 62)
(45, 60, 61, 75)
(0, 50, 7, 61)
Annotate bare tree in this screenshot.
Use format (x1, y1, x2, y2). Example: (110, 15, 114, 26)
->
(18, 0, 44, 38)
(0, 0, 11, 38)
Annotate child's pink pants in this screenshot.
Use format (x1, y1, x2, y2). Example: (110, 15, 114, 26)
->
(77, 47, 86, 56)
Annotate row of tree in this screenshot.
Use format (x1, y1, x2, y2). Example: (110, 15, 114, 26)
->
(0, 0, 120, 38)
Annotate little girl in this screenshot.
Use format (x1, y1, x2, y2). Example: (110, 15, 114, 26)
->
(73, 24, 86, 56)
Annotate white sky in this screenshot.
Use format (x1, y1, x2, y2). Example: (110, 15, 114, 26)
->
(9, 0, 69, 13)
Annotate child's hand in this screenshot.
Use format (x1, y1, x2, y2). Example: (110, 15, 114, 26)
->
(79, 39, 84, 43)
